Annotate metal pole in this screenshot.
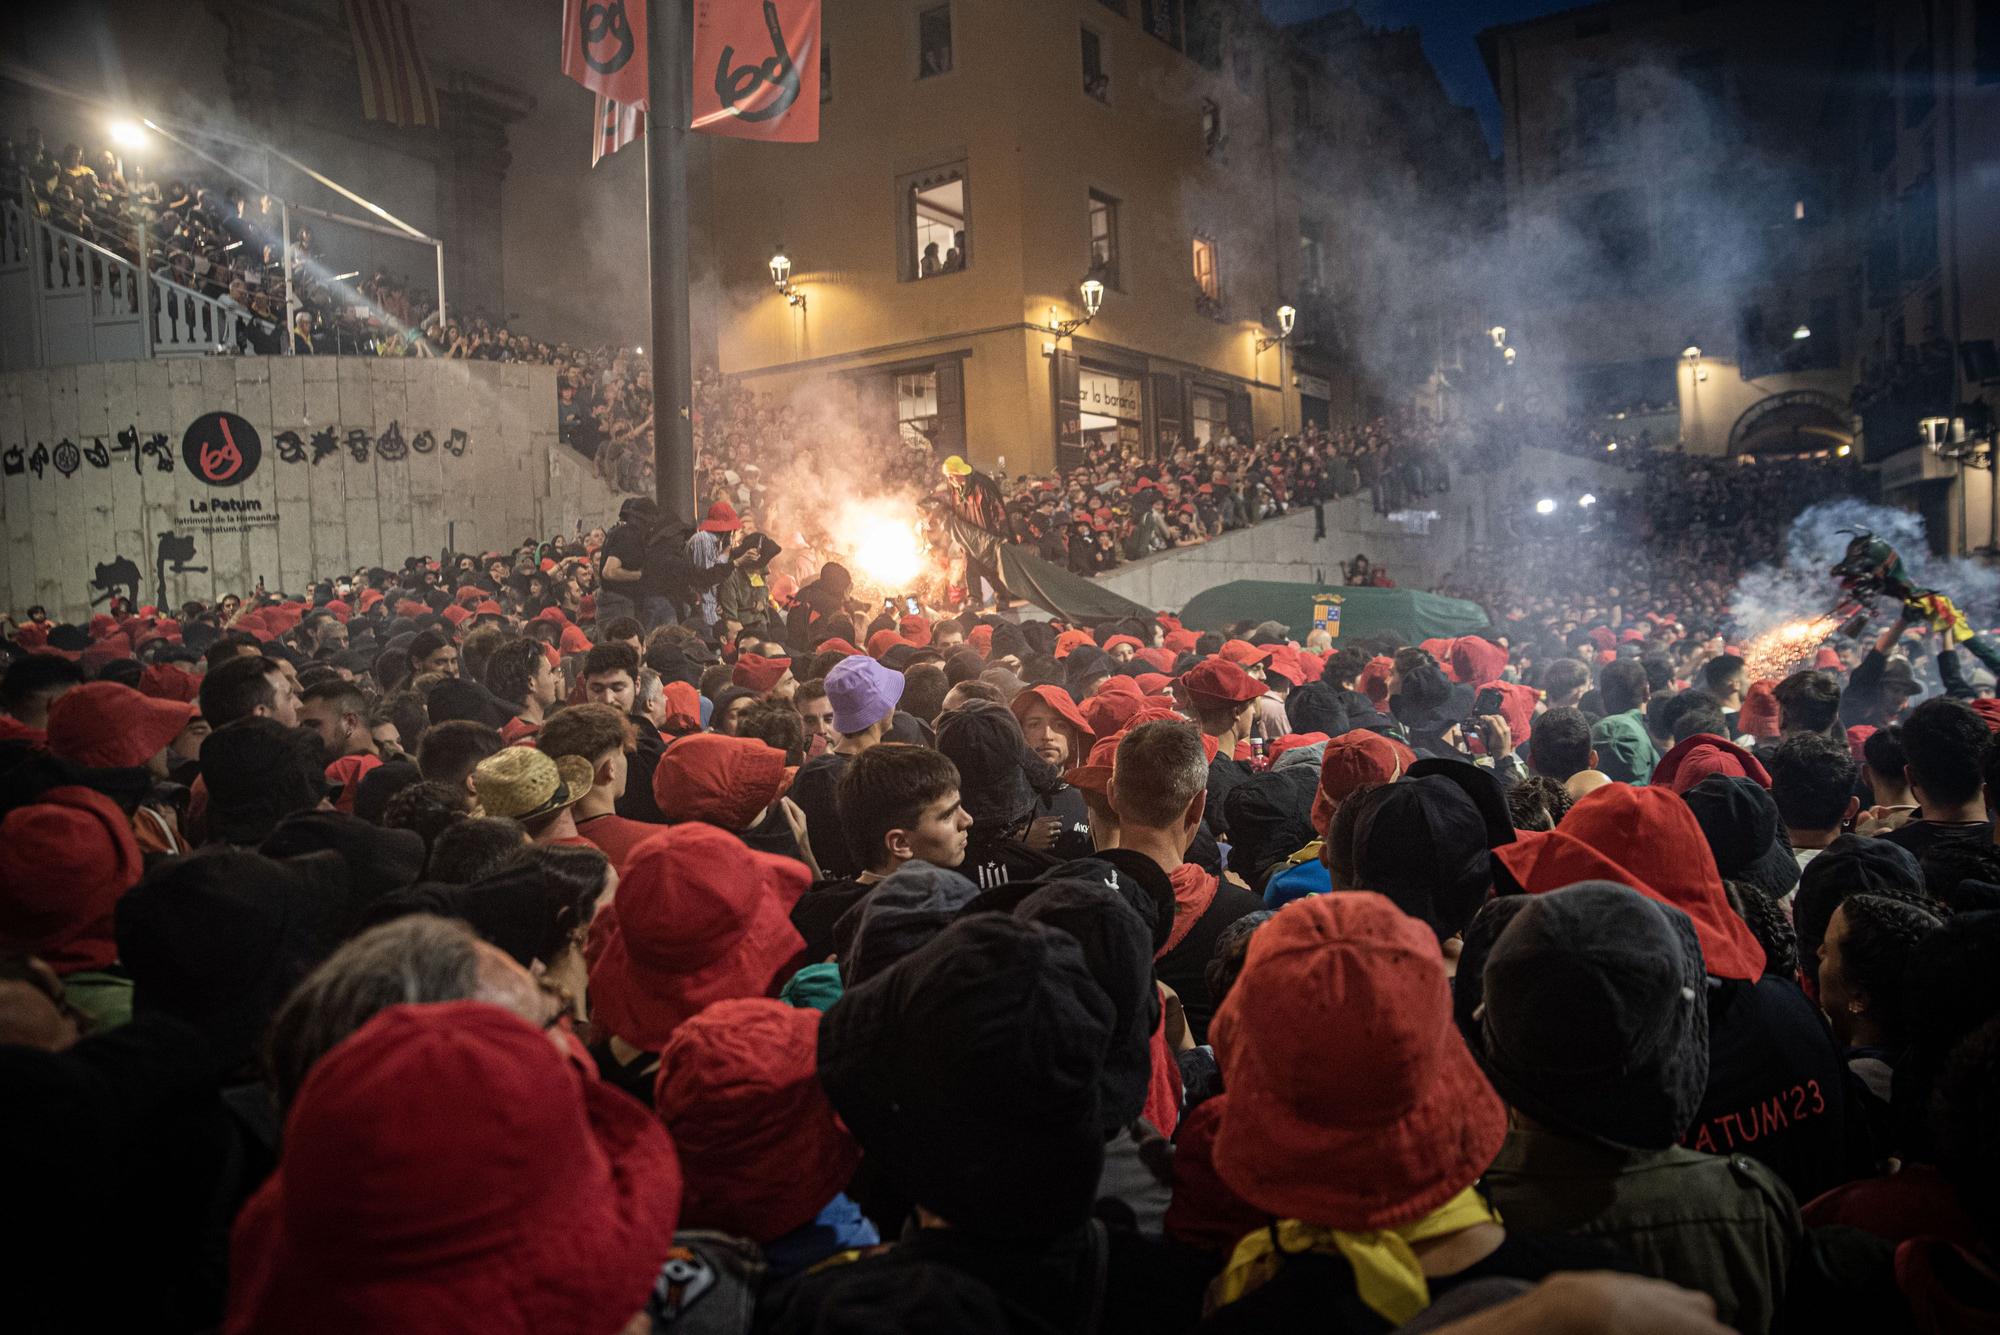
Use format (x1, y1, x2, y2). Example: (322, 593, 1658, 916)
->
(136, 212, 154, 358)
(280, 199, 298, 354)
(434, 239, 447, 336)
(646, 0, 696, 523)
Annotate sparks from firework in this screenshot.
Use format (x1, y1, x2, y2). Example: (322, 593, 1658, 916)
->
(1742, 615, 1840, 682)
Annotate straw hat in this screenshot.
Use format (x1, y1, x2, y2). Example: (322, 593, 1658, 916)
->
(472, 748, 594, 823)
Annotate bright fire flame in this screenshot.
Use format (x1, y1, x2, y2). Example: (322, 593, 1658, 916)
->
(841, 500, 926, 591)
(1743, 615, 1840, 682)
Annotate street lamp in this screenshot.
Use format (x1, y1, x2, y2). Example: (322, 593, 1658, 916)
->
(1049, 278, 1104, 339)
(1503, 346, 1517, 366)
(108, 119, 147, 149)
(1682, 345, 1701, 364)
(769, 246, 805, 309)
(1256, 303, 1296, 354)
(1792, 324, 1811, 341)
(1489, 325, 1507, 349)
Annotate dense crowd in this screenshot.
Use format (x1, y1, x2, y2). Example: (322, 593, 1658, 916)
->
(6, 480, 2000, 1334)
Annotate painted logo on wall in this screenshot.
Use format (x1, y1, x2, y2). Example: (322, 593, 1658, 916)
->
(181, 412, 262, 487)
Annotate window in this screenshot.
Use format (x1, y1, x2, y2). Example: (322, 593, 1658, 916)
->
(820, 43, 833, 103)
(1572, 70, 1617, 153)
(897, 371, 939, 449)
(900, 163, 968, 281)
(1189, 387, 1229, 445)
(1298, 221, 1324, 292)
(1088, 191, 1119, 288)
(1200, 98, 1223, 153)
(917, 5, 952, 79)
(1140, 0, 1183, 52)
(1192, 235, 1220, 305)
(1082, 27, 1110, 101)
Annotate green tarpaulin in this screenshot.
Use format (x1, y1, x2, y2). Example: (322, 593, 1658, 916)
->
(1177, 581, 1491, 645)
(946, 515, 1156, 626)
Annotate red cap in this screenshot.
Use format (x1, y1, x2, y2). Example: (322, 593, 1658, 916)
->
(81, 633, 134, 672)
(898, 615, 932, 647)
(394, 598, 428, 619)
(226, 1002, 683, 1335)
(357, 588, 384, 612)
(1972, 699, 2000, 734)
(1095, 675, 1144, 701)
(1738, 679, 1781, 739)
(1210, 893, 1506, 1229)
(865, 629, 909, 659)
(322, 599, 353, 622)
(1620, 627, 1648, 644)
(587, 824, 809, 1049)
(1262, 645, 1307, 687)
(1266, 732, 1331, 766)
(1080, 690, 1145, 740)
(662, 681, 703, 733)
(1061, 706, 1186, 795)
(1163, 629, 1200, 655)
(440, 604, 471, 627)
(1845, 724, 1878, 762)
(1312, 729, 1416, 834)
(1218, 639, 1272, 667)
(1652, 733, 1772, 794)
(1054, 629, 1097, 659)
(699, 500, 743, 533)
(1010, 684, 1095, 745)
(1136, 647, 1177, 674)
(1358, 656, 1393, 707)
(46, 681, 193, 769)
(654, 998, 861, 1244)
(1182, 658, 1263, 707)
(1448, 636, 1508, 688)
(472, 600, 504, 618)
(455, 584, 484, 603)
(1102, 634, 1144, 655)
(732, 653, 793, 695)
(138, 662, 200, 703)
(1136, 672, 1171, 695)
(655, 734, 796, 831)
(0, 787, 142, 973)
(1494, 785, 1765, 981)
(816, 637, 864, 658)
(967, 625, 995, 655)
(559, 625, 594, 656)
(1813, 647, 1843, 671)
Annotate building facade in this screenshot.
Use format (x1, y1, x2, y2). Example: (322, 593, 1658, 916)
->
(697, 0, 1485, 477)
(1479, 0, 1864, 458)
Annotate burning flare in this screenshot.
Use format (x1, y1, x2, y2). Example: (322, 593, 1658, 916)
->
(839, 499, 926, 591)
(1743, 615, 1839, 683)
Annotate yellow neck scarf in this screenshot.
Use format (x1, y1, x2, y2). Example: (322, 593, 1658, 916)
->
(1207, 1187, 1503, 1326)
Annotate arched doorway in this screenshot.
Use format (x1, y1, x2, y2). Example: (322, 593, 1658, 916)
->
(1728, 390, 1856, 457)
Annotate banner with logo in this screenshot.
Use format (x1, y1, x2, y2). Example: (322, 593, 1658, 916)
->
(691, 0, 821, 142)
(563, 0, 650, 108)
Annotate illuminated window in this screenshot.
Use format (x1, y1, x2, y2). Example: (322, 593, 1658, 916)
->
(900, 163, 968, 281)
(1192, 235, 1219, 303)
(1082, 27, 1110, 101)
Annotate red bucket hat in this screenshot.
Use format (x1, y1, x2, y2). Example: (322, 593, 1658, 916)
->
(1493, 785, 1765, 981)
(138, 662, 201, 703)
(326, 754, 385, 814)
(1652, 733, 1772, 794)
(1312, 729, 1416, 834)
(654, 734, 797, 832)
(1210, 893, 1506, 1228)
(1163, 629, 1200, 655)
(699, 500, 743, 533)
(1448, 636, 1508, 688)
(898, 615, 932, 647)
(1218, 639, 1272, 667)
(588, 824, 809, 1049)
(654, 998, 862, 1244)
(1358, 656, 1393, 708)
(0, 786, 143, 974)
(1010, 684, 1095, 746)
(46, 681, 195, 770)
(1136, 647, 1176, 673)
(1737, 679, 1781, 739)
(1080, 689, 1144, 741)
(225, 1002, 683, 1335)
(1102, 634, 1144, 656)
(732, 653, 793, 695)
(865, 629, 909, 659)
(1054, 629, 1097, 659)
(1182, 658, 1263, 710)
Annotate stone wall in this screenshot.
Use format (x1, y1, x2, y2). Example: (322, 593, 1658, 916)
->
(0, 357, 624, 622)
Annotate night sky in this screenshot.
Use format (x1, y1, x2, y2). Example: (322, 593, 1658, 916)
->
(1263, 0, 1585, 154)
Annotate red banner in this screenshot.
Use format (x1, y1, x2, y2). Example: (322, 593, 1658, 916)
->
(562, 0, 650, 109)
(691, 0, 820, 142)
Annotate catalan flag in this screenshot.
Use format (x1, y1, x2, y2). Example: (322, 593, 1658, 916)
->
(344, 0, 441, 128)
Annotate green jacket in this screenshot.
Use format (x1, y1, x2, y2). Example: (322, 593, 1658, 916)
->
(1483, 1126, 1800, 1335)
(1590, 707, 1661, 785)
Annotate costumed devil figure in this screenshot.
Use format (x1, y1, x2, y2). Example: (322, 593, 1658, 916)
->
(1831, 529, 2000, 676)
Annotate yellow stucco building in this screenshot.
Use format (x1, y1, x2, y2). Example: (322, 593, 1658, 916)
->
(694, 0, 1362, 476)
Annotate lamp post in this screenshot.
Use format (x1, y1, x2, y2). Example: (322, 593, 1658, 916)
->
(769, 246, 805, 308)
(1257, 303, 1296, 433)
(1049, 278, 1104, 341)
